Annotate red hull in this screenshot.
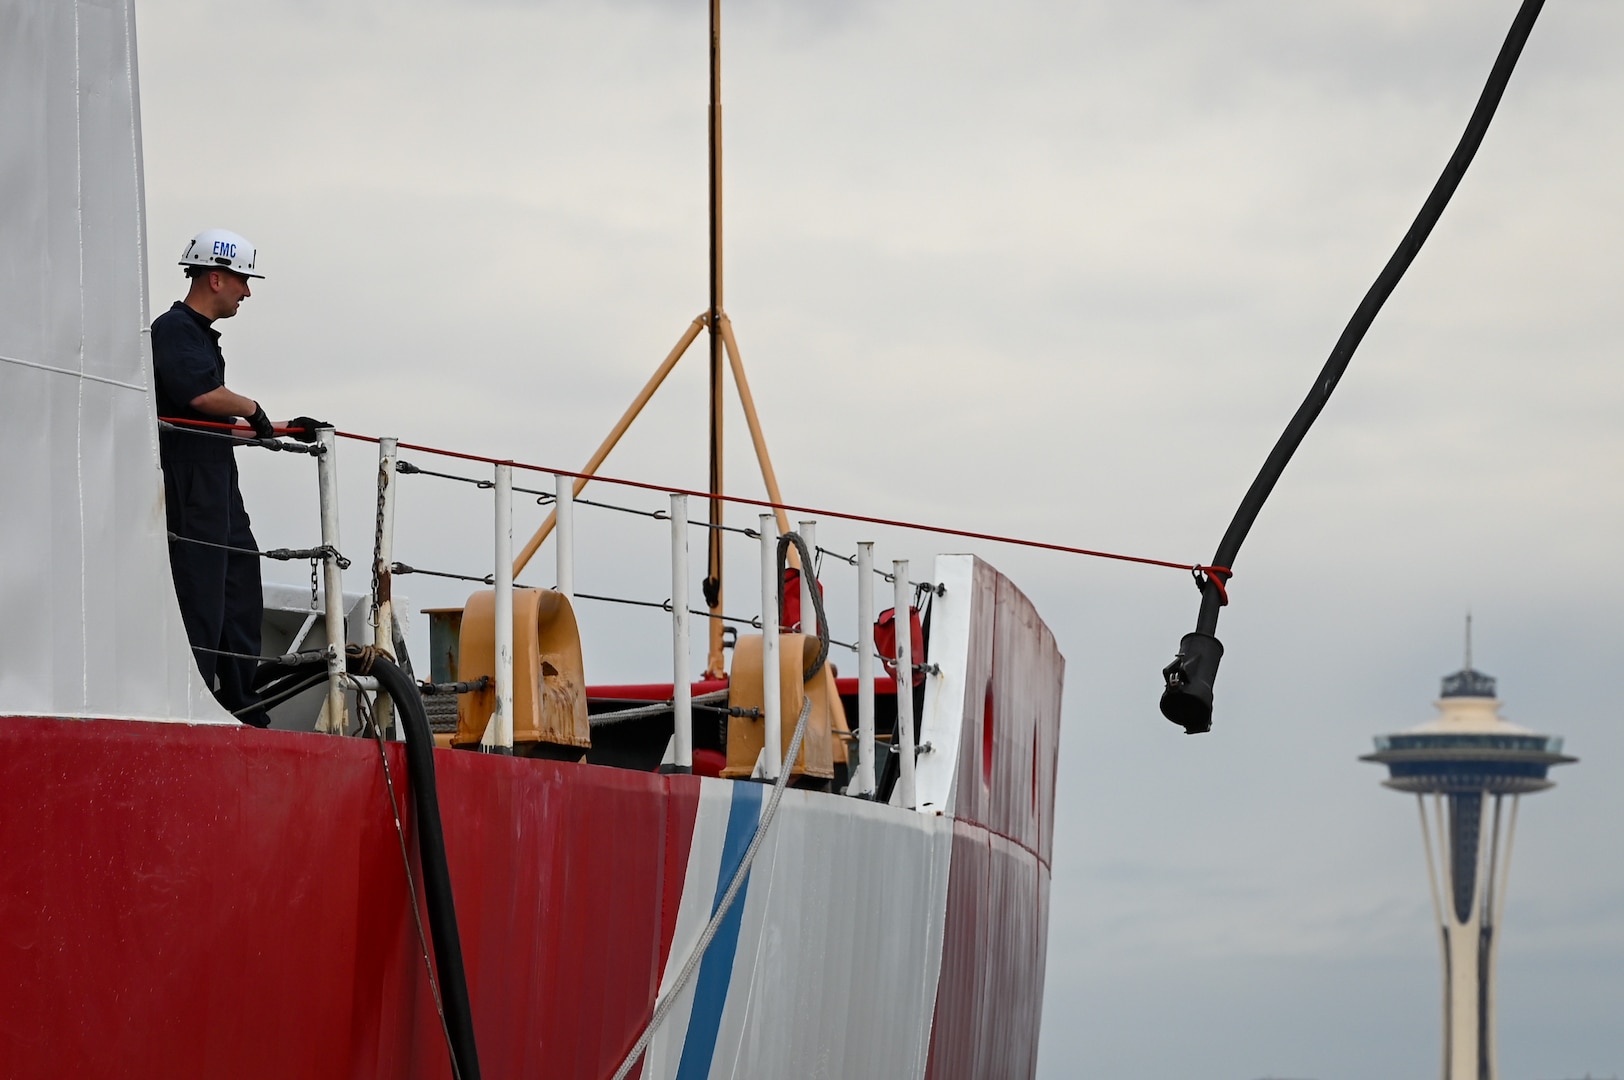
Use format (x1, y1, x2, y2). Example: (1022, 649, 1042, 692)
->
(1, 717, 696, 1079)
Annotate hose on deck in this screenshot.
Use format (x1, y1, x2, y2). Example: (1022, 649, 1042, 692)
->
(353, 649, 482, 1080)
(255, 647, 480, 1079)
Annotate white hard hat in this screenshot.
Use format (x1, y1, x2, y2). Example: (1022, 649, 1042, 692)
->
(178, 228, 264, 278)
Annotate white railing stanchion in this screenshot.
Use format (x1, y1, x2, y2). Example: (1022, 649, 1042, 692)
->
(373, 436, 400, 738)
(492, 463, 515, 754)
(893, 559, 916, 809)
(856, 542, 877, 797)
(555, 471, 574, 599)
(670, 494, 693, 772)
(316, 427, 347, 734)
(797, 519, 816, 633)
(760, 513, 782, 780)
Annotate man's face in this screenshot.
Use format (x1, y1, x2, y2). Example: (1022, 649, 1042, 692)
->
(212, 269, 252, 318)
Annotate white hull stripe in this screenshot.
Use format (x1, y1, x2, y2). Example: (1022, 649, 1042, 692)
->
(673, 780, 764, 1079)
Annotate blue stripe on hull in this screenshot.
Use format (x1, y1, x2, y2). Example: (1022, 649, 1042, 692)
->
(675, 780, 764, 1080)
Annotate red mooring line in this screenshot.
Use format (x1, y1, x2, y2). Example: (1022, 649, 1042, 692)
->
(159, 417, 1224, 579)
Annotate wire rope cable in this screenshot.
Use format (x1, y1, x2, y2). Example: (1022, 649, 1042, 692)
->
(167, 531, 351, 568)
(358, 685, 463, 1080)
(236, 671, 328, 718)
(608, 531, 829, 1080)
(333, 430, 1223, 578)
(587, 689, 732, 728)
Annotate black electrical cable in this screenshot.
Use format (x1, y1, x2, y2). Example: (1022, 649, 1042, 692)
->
(248, 648, 480, 1075)
(777, 531, 830, 682)
(358, 651, 482, 1080)
(1159, 0, 1547, 735)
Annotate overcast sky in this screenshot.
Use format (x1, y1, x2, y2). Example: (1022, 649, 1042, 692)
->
(135, 1, 1621, 1076)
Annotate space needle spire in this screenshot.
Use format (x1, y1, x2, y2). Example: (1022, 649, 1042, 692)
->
(1362, 644, 1574, 1080)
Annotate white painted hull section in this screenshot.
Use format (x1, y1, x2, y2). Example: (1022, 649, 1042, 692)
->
(646, 780, 954, 1080)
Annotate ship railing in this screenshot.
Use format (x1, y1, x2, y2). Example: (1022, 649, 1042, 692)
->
(277, 425, 938, 803)
(162, 409, 1210, 804)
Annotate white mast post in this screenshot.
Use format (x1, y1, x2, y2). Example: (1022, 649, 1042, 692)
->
(856, 542, 877, 797)
(893, 559, 915, 809)
(315, 427, 347, 734)
(492, 462, 514, 754)
(760, 514, 781, 780)
(670, 494, 693, 772)
(554, 471, 574, 600)
(373, 436, 399, 738)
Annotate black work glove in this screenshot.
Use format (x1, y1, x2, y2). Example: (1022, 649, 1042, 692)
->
(246, 402, 276, 441)
(285, 416, 329, 444)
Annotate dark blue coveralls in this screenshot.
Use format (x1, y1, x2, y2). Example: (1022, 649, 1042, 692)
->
(151, 300, 269, 726)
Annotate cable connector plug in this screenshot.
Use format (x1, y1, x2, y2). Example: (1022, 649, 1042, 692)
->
(1159, 631, 1223, 735)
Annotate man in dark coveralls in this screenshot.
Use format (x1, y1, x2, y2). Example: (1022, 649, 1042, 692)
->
(152, 228, 322, 726)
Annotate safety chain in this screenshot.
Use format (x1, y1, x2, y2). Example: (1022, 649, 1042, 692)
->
(303, 544, 353, 610)
(371, 457, 388, 624)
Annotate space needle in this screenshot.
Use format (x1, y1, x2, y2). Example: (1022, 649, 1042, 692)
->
(1361, 626, 1575, 1080)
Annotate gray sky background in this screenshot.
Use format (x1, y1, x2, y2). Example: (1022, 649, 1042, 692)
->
(135, 1, 1621, 1077)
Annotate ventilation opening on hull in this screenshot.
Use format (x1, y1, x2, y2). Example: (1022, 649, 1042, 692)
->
(982, 680, 995, 790)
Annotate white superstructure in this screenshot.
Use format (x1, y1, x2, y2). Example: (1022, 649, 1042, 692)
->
(0, 0, 228, 724)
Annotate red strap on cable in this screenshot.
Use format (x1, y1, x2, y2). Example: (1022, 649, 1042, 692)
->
(159, 415, 303, 436)
(1195, 565, 1233, 606)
